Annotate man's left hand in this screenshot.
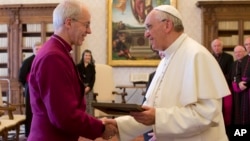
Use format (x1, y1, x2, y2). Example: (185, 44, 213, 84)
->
(130, 105, 155, 125)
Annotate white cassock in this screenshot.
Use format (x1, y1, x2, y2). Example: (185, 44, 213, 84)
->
(115, 33, 230, 141)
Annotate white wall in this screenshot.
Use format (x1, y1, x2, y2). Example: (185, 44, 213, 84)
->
(0, 0, 242, 103)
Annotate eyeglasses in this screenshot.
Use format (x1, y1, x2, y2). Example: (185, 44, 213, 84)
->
(234, 51, 245, 53)
(244, 43, 250, 46)
(145, 19, 167, 31)
(72, 18, 90, 29)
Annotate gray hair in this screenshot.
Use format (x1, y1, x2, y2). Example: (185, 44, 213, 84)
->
(211, 39, 224, 47)
(53, 0, 84, 30)
(156, 10, 184, 32)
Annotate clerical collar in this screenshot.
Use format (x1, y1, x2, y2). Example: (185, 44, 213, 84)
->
(214, 53, 221, 57)
(52, 34, 72, 53)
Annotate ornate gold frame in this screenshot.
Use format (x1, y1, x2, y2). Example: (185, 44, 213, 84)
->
(107, 0, 177, 67)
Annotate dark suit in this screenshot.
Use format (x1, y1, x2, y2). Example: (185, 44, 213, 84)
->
(18, 54, 35, 137)
(213, 52, 234, 140)
(213, 52, 234, 85)
(235, 55, 250, 124)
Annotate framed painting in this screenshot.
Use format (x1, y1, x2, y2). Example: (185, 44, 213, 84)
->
(107, 0, 177, 67)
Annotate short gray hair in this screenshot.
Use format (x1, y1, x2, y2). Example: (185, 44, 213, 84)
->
(53, 0, 83, 30)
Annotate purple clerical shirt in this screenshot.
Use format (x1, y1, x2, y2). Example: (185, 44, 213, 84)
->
(28, 34, 104, 141)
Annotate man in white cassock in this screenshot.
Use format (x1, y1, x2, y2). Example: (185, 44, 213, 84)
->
(105, 5, 230, 141)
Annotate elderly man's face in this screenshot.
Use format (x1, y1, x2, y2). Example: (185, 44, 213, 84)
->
(211, 40, 223, 55)
(234, 45, 246, 60)
(244, 37, 250, 54)
(68, 8, 91, 47)
(144, 11, 168, 51)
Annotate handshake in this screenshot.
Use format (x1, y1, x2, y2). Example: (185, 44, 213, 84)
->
(98, 105, 156, 140)
(100, 117, 118, 140)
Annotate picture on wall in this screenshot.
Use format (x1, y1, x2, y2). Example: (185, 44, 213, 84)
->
(107, 0, 177, 66)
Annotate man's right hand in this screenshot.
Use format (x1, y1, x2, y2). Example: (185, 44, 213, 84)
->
(101, 118, 118, 140)
(239, 81, 247, 90)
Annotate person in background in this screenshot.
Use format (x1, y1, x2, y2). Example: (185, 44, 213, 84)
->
(105, 5, 230, 141)
(211, 38, 234, 85)
(227, 45, 247, 141)
(76, 49, 96, 116)
(229, 45, 247, 92)
(18, 41, 42, 138)
(234, 37, 250, 139)
(28, 0, 116, 141)
(211, 38, 234, 140)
